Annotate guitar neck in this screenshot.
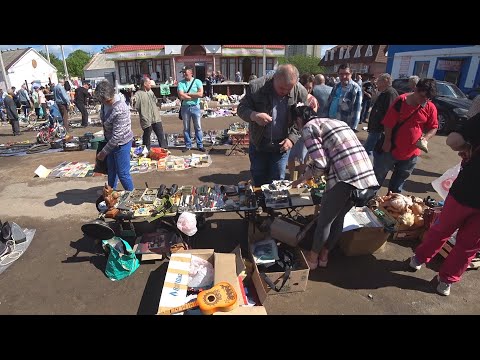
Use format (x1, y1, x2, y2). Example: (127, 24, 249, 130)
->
(158, 300, 199, 315)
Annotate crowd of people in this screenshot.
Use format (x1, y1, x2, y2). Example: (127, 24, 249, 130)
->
(0, 79, 97, 135)
(238, 63, 480, 297)
(2, 64, 478, 298)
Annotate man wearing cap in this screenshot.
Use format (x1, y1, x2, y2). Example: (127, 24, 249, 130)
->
(178, 65, 205, 152)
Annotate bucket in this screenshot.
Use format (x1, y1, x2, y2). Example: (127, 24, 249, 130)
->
(90, 137, 105, 150)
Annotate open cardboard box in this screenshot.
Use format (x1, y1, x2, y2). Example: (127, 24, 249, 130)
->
(339, 207, 390, 256)
(250, 245, 310, 304)
(158, 248, 267, 315)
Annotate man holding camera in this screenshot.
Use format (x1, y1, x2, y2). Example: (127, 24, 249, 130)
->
(238, 64, 307, 186)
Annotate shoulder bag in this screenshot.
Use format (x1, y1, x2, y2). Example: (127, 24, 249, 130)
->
(178, 78, 196, 120)
(374, 98, 422, 154)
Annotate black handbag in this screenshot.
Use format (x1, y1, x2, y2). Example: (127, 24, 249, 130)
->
(374, 98, 421, 154)
(178, 78, 196, 120)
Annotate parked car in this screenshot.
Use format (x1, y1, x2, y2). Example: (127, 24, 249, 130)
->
(392, 79, 472, 134)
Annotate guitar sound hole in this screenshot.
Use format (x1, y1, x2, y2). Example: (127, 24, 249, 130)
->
(207, 295, 216, 303)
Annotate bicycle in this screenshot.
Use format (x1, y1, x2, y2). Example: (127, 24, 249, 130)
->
(36, 116, 67, 144)
(17, 105, 39, 128)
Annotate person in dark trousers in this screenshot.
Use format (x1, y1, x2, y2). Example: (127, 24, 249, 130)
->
(135, 78, 166, 149)
(4, 90, 20, 135)
(363, 73, 398, 155)
(74, 83, 91, 127)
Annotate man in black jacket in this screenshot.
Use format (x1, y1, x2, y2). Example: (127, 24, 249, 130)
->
(363, 73, 398, 155)
(4, 90, 20, 135)
(74, 82, 91, 127)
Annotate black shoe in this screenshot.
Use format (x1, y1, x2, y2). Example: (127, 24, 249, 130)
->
(182, 147, 191, 153)
(197, 147, 206, 152)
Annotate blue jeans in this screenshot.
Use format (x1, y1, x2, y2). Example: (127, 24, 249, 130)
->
(373, 151, 418, 193)
(249, 141, 290, 186)
(106, 140, 134, 191)
(363, 131, 382, 156)
(181, 105, 203, 149)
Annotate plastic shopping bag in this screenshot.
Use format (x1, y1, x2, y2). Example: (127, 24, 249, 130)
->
(102, 237, 139, 281)
(431, 162, 461, 200)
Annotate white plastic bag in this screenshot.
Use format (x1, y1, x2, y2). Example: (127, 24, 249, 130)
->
(188, 255, 214, 288)
(176, 212, 197, 236)
(431, 162, 461, 200)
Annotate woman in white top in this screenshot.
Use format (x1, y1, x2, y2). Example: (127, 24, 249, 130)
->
(38, 87, 47, 119)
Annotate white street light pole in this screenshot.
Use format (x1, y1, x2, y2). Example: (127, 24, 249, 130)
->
(45, 45, 50, 62)
(0, 50, 10, 90)
(263, 45, 266, 77)
(60, 45, 69, 79)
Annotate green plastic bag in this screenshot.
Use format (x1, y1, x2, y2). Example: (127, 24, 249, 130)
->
(102, 237, 140, 281)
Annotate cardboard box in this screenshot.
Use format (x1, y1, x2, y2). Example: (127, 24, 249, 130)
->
(339, 207, 389, 256)
(250, 246, 309, 304)
(339, 227, 389, 256)
(158, 249, 267, 315)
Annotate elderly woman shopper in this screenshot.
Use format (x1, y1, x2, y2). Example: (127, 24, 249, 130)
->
(409, 112, 480, 296)
(95, 80, 134, 191)
(291, 106, 379, 269)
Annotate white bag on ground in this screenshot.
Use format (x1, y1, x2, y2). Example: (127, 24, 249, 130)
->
(431, 162, 461, 200)
(176, 212, 197, 236)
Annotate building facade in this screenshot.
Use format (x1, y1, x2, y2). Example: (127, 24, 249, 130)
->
(319, 45, 388, 78)
(0, 48, 58, 91)
(386, 45, 480, 94)
(83, 53, 116, 87)
(105, 45, 285, 88)
(286, 45, 322, 58)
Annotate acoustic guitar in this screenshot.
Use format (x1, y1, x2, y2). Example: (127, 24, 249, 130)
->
(158, 281, 238, 315)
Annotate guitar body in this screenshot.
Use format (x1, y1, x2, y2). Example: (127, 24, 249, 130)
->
(197, 282, 238, 315)
(159, 281, 238, 315)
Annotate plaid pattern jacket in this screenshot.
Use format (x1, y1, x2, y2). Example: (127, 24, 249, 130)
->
(302, 118, 378, 191)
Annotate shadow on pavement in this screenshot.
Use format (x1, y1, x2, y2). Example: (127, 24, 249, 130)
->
(45, 186, 103, 207)
(412, 168, 443, 178)
(402, 179, 435, 194)
(198, 170, 251, 185)
(62, 234, 106, 274)
(308, 251, 438, 295)
(137, 262, 169, 315)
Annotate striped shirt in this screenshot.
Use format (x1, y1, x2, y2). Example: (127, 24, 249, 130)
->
(302, 118, 379, 191)
(100, 94, 134, 155)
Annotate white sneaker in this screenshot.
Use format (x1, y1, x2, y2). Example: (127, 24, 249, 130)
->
(409, 256, 422, 271)
(436, 276, 451, 296)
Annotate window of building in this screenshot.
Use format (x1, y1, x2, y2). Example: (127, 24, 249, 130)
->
(365, 45, 373, 57)
(119, 62, 128, 84)
(266, 58, 274, 71)
(413, 61, 430, 78)
(339, 47, 344, 59)
(354, 46, 362, 58)
(344, 47, 350, 59)
(330, 49, 335, 61)
(324, 51, 329, 61)
(154, 59, 171, 82)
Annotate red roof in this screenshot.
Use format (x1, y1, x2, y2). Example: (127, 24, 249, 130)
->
(223, 45, 285, 49)
(105, 45, 165, 53)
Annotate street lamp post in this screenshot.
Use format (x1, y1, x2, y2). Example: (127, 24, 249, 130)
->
(60, 45, 69, 79)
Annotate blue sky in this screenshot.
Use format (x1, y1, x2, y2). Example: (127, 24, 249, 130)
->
(0, 44, 336, 58)
(0, 45, 108, 58)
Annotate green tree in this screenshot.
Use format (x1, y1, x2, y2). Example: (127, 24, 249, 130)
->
(66, 50, 93, 78)
(278, 55, 326, 76)
(38, 50, 65, 78)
